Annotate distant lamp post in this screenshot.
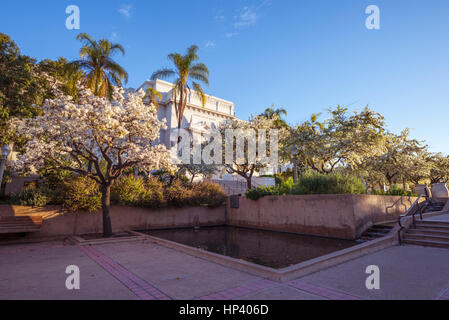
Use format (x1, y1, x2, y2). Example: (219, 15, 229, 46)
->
(291, 145, 298, 183)
(0, 144, 11, 189)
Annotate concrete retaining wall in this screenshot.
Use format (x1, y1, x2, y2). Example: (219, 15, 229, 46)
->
(0, 194, 418, 240)
(0, 205, 226, 238)
(227, 195, 417, 240)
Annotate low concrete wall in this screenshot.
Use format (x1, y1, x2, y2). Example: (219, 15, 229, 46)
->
(227, 195, 417, 240)
(0, 205, 226, 238)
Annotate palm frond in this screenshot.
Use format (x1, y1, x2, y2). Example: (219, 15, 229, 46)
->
(192, 82, 207, 107)
(151, 68, 175, 81)
(110, 43, 126, 56)
(104, 58, 129, 84)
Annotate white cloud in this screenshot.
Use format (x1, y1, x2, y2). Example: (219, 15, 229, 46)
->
(214, 15, 225, 21)
(205, 41, 216, 48)
(118, 4, 132, 19)
(225, 32, 238, 39)
(111, 32, 119, 41)
(233, 6, 258, 28)
(232, 0, 271, 29)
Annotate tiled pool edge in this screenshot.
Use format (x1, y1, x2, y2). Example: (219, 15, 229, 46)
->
(130, 230, 396, 282)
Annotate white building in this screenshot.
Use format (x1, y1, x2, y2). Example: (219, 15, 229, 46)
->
(138, 79, 236, 150)
(138, 79, 275, 190)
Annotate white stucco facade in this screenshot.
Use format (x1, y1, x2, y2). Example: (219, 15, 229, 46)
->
(138, 79, 276, 185)
(138, 79, 236, 150)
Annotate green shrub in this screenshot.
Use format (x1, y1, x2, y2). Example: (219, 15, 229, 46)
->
(164, 179, 194, 207)
(191, 181, 227, 207)
(62, 176, 102, 212)
(292, 172, 365, 195)
(10, 186, 52, 207)
(372, 185, 417, 197)
(246, 172, 366, 200)
(142, 177, 165, 208)
(111, 175, 167, 208)
(111, 175, 147, 206)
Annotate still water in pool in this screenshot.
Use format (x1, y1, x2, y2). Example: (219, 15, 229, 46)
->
(146, 226, 357, 269)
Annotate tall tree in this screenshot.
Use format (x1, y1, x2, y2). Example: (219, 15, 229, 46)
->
(14, 84, 172, 237)
(71, 33, 128, 99)
(287, 106, 386, 174)
(151, 45, 209, 137)
(39, 57, 85, 101)
(364, 130, 427, 187)
(260, 105, 288, 128)
(218, 115, 286, 189)
(0, 33, 47, 146)
(428, 153, 449, 184)
(144, 86, 162, 109)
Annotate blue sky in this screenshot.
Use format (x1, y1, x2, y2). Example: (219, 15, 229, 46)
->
(1, 0, 448, 154)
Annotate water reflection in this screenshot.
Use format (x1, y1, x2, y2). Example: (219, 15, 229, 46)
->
(146, 226, 357, 269)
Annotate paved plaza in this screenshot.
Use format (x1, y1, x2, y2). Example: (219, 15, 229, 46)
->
(1, 237, 448, 300)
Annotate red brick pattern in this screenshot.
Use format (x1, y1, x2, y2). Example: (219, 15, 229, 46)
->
(199, 279, 279, 300)
(78, 245, 171, 300)
(287, 279, 362, 300)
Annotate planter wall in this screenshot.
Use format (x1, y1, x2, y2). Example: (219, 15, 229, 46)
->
(227, 194, 418, 240)
(431, 183, 449, 198)
(0, 194, 427, 240)
(413, 184, 429, 196)
(0, 205, 226, 238)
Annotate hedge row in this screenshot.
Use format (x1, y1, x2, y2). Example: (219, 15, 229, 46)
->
(246, 172, 416, 200)
(10, 175, 227, 212)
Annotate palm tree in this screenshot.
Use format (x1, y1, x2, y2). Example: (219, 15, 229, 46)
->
(145, 86, 162, 109)
(261, 105, 288, 127)
(70, 33, 128, 98)
(151, 45, 209, 137)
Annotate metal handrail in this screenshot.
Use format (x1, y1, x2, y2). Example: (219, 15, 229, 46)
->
(397, 194, 429, 245)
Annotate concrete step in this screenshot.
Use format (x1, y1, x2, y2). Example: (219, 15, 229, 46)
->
(402, 239, 449, 249)
(416, 220, 449, 226)
(406, 229, 449, 237)
(403, 233, 449, 243)
(424, 207, 444, 213)
(364, 231, 390, 237)
(370, 225, 392, 231)
(414, 222, 449, 231)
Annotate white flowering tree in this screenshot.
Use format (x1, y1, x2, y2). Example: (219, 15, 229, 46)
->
(13, 85, 172, 237)
(218, 115, 285, 189)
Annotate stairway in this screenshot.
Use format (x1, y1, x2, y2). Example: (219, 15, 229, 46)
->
(358, 224, 394, 242)
(402, 220, 449, 249)
(422, 201, 445, 213)
(0, 216, 43, 234)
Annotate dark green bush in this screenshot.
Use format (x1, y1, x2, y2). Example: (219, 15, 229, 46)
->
(10, 186, 53, 207)
(111, 175, 166, 208)
(11, 172, 227, 210)
(111, 175, 226, 208)
(111, 175, 147, 206)
(62, 176, 102, 212)
(292, 172, 365, 195)
(164, 179, 194, 207)
(371, 185, 417, 197)
(191, 181, 227, 207)
(142, 177, 165, 208)
(246, 172, 366, 200)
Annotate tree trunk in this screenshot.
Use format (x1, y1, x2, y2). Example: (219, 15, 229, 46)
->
(100, 184, 113, 238)
(246, 176, 252, 190)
